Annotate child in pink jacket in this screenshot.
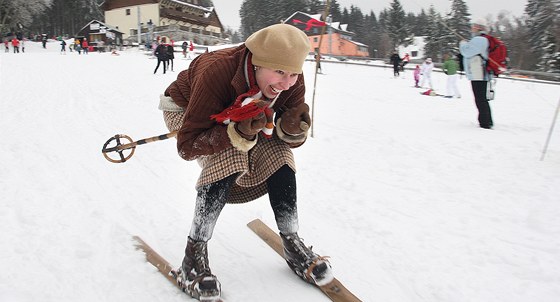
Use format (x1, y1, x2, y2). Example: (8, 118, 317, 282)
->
(413, 65, 421, 87)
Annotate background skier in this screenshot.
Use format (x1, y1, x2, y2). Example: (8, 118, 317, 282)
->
(420, 57, 434, 89)
(442, 53, 461, 98)
(460, 19, 494, 129)
(153, 37, 169, 74)
(390, 51, 401, 77)
(166, 42, 175, 72)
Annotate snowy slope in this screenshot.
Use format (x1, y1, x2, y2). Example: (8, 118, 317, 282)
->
(1, 41, 559, 302)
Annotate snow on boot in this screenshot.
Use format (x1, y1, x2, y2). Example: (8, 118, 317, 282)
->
(280, 232, 334, 286)
(173, 237, 221, 301)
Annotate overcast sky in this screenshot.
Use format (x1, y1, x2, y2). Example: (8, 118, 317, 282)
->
(211, 0, 527, 30)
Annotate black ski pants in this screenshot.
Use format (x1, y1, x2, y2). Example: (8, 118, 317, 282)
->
(471, 80, 493, 128)
(154, 59, 167, 74)
(189, 165, 298, 242)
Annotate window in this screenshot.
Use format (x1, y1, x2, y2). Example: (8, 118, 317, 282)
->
(313, 37, 318, 43)
(411, 51, 418, 57)
(126, 9, 130, 16)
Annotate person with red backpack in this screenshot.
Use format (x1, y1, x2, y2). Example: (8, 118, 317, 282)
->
(459, 19, 494, 129)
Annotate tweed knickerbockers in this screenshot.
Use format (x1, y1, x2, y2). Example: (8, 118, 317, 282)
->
(160, 97, 296, 204)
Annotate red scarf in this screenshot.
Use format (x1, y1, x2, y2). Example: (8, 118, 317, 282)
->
(210, 53, 274, 138)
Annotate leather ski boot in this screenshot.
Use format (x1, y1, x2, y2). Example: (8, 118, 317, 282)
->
(174, 237, 221, 301)
(280, 232, 333, 286)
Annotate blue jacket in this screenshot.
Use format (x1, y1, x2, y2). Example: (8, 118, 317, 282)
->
(459, 33, 490, 81)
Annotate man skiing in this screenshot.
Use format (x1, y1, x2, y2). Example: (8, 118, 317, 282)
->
(159, 24, 333, 301)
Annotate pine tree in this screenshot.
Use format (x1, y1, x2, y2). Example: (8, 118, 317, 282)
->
(378, 9, 388, 30)
(525, 0, 542, 29)
(239, 0, 313, 39)
(447, 0, 471, 40)
(347, 5, 366, 43)
(433, 1, 466, 57)
(279, 0, 307, 23)
(414, 9, 430, 36)
(526, 0, 559, 72)
(340, 7, 350, 26)
(538, 27, 560, 72)
(423, 6, 445, 61)
(328, 0, 342, 24)
(240, 0, 272, 38)
(405, 12, 416, 35)
(306, 0, 325, 14)
(386, 0, 411, 49)
(363, 11, 381, 57)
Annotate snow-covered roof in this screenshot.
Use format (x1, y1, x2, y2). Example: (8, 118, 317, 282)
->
(168, 0, 213, 13)
(348, 40, 368, 47)
(77, 20, 124, 34)
(309, 14, 322, 20)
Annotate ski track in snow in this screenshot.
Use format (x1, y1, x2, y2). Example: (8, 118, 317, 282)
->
(1, 41, 559, 302)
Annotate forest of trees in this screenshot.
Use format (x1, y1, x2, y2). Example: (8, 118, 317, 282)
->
(238, 0, 560, 72)
(1, 0, 559, 72)
(0, 0, 104, 39)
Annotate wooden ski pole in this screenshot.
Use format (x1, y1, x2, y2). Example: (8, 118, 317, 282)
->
(101, 131, 178, 163)
(310, 0, 331, 138)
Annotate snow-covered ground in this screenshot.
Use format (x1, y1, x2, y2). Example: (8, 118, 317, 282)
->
(1, 41, 559, 302)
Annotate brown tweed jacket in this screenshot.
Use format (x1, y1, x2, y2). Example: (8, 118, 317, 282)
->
(163, 44, 308, 203)
(164, 44, 307, 161)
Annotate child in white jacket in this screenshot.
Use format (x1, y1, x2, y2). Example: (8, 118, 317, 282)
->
(420, 58, 434, 89)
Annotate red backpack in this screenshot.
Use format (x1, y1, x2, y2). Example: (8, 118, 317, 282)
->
(481, 34, 508, 76)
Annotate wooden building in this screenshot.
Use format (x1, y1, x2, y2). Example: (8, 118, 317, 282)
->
(76, 20, 124, 51)
(100, 0, 229, 45)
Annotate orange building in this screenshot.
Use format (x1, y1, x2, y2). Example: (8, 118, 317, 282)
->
(284, 11, 369, 58)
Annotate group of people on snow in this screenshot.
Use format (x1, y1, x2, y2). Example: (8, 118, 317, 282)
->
(390, 18, 494, 129)
(4, 37, 24, 53)
(152, 37, 197, 74)
(181, 40, 195, 59)
(153, 36, 177, 74)
(59, 38, 90, 55)
(406, 55, 459, 99)
(390, 51, 410, 77)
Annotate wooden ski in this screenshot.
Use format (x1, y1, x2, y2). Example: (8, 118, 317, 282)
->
(247, 219, 362, 302)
